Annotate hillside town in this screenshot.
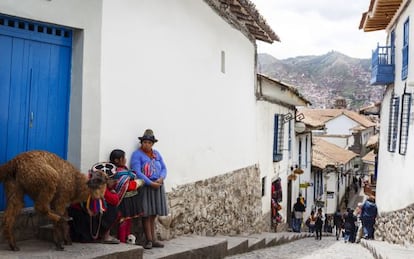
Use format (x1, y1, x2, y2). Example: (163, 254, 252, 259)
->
(0, 0, 413, 258)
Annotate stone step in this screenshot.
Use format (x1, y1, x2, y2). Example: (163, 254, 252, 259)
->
(37, 223, 54, 242)
(217, 236, 249, 257)
(361, 239, 414, 259)
(246, 236, 266, 252)
(0, 239, 143, 259)
(1, 230, 318, 259)
(142, 235, 227, 259)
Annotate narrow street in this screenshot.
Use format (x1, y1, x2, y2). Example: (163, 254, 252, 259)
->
(225, 235, 374, 259)
(226, 186, 370, 259)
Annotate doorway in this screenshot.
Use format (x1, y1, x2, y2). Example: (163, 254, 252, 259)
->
(0, 14, 72, 210)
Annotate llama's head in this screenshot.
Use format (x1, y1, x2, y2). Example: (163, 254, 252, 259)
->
(87, 170, 108, 199)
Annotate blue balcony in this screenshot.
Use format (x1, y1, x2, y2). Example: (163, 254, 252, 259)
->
(370, 45, 395, 85)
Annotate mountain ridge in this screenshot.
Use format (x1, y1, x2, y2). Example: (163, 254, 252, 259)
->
(257, 51, 384, 109)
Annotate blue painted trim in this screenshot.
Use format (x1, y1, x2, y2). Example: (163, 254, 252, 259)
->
(0, 14, 72, 47)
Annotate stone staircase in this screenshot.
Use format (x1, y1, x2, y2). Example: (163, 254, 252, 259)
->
(142, 232, 314, 259)
(0, 231, 314, 258)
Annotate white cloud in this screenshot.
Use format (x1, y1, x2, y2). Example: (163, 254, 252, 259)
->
(253, 0, 386, 59)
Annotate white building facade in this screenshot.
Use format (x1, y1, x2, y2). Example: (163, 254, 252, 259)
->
(361, 0, 414, 213)
(0, 0, 287, 238)
(360, 0, 414, 245)
(0, 0, 277, 192)
(256, 74, 311, 229)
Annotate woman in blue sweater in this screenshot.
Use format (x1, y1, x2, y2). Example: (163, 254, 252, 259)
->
(130, 129, 168, 249)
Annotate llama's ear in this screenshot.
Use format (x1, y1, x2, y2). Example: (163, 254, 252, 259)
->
(87, 170, 93, 179)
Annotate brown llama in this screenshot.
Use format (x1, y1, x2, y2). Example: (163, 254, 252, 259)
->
(0, 150, 108, 251)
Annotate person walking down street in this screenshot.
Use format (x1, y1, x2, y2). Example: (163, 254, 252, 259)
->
(354, 202, 364, 243)
(333, 209, 344, 240)
(315, 208, 324, 240)
(292, 197, 306, 232)
(324, 214, 333, 233)
(343, 208, 357, 243)
(131, 129, 168, 250)
(306, 210, 316, 234)
(361, 196, 378, 239)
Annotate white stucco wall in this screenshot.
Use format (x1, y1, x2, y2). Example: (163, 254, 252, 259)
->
(325, 115, 359, 135)
(0, 0, 258, 191)
(296, 132, 313, 218)
(325, 172, 338, 214)
(98, 0, 257, 190)
(0, 0, 104, 169)
(376, 3, 414, 212)
(361, 127, 375, 145)
(256, 101, 294, 215)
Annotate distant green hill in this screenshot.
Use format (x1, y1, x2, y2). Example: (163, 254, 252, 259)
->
(257, 51, 384, 109)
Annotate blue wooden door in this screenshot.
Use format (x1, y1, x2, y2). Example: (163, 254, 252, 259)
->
(0, 15, 72, 210)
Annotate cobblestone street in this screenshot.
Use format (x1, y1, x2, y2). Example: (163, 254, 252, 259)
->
(226, 235, 374, 259)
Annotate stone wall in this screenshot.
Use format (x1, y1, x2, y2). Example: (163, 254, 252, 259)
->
(375, 204, 414, 245)
(156, 165, 264, 240)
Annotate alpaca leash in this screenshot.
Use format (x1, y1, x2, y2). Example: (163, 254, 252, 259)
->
(85, 195, 106, 240)
(90, 213, 103, 240)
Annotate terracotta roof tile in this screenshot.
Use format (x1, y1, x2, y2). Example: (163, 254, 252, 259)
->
(366, 134, 379, 147)
(299, 108, 376, 128)
(205, 0, 279, 43)
(362, 150, 376, 163)
(312, 137, 358, 169)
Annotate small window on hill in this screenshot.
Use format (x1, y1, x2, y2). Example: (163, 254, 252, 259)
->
(221, 50, 225, 74)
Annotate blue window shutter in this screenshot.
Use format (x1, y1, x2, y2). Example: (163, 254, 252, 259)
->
(391, 30, 395, 65)
(273, 114, 283, 162)
(402, 18, 409, 80)
(273, 114, 279, 161)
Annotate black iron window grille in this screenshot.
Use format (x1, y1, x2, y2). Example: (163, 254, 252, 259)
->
(399, 93, 411, 155)
(388, 95, 400, 152)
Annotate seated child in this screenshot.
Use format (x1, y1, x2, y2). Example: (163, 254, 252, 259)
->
(109, 149, 144, 243)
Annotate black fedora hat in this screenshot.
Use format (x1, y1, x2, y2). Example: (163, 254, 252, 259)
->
(138, 129, 158, 143)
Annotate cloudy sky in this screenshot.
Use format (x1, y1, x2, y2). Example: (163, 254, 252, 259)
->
(253, 0, 386, 59)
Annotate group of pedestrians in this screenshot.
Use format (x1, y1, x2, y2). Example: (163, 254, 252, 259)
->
(295, 192, 378, 243)
(68, 129, 169, 250)
(293, 196, 325, 240)
(333, 195, 378, 243)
